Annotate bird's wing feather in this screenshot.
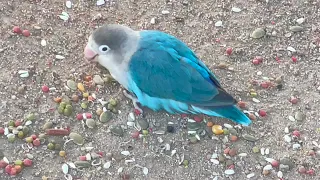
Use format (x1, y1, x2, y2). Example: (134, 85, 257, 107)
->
(128, 30, 236, 107)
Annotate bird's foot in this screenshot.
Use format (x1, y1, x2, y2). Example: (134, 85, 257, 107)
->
(122, 90, 144, 115)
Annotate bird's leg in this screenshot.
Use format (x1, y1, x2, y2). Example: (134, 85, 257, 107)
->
(122, 90, 144, 115)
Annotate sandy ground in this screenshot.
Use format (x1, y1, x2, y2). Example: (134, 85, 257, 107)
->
(1, 0, 320, 180)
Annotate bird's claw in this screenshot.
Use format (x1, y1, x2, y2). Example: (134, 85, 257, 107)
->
(122, 90, 144, 115)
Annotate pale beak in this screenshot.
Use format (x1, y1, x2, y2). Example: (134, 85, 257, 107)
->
(84, 44, 98, 61)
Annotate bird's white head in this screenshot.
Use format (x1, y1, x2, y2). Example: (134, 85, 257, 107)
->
(84, 24, 139, 67)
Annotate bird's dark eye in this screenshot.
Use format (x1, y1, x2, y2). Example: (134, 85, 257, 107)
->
(99, 45, 109, 53)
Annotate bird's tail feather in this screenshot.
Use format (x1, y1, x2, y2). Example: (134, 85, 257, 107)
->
(191, 105, 252, 126)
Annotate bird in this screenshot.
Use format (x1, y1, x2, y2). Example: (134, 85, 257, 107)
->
(83, 24, 251, 126)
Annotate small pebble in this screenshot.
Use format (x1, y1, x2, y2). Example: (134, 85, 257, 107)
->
(243, 134, 258, 142)
(69, 132, 84, 145)
(251, 28, 265, 39)
(74, 161, 91, 168)
(110, 125, 124, 136)
(66, 80, 77, 90)
(290, 26, 304, 32)
(93, 75, 104, 85)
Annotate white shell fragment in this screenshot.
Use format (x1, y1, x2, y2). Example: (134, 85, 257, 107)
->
(247, 173, 255, 178)
(288, 116, 296, 122)
(96, 0, 105, 6)
(161, 10, 170, 15)
(238, 153, 247, 157)
(215, 21, 223, 27)
(252, 98, 260, 103)
(265, 158, 276, 163)
(223, 123, 233, 129)
(287, 46, 296, 52)
(18, 70, 29, 78)
(103, 161, 111, 169)
(62, 163, 69, 174)
(143, 167, 149, 175)
(3, 157, 9, 164)
(296, 18, 305, 24)
(117, 167, 123, 174)
(59, 12, 70, 21)
(263, 164, 273, 171)
(231, 7, 242, 12)
(121, 151, 130, 156)
(210, 159, 220, 165)
(66, 1, 72, 8)
(55, 55, 65, 60)
(277, 171, 283, 178)
(284, 135, 292, 142)
(25, 120, 32, 126)
(66, 162, 76, 169)
(128, 112, 135, 121)
(85, 153, 91, 161)
(41, 39, 47, 46)
(150, 17, 156, 24)
(4, 127, 9, 135)
(224, 169, 235, 175)
(284, 127, 289, 133)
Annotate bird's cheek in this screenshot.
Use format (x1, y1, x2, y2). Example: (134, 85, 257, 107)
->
(84, 45, 97, 60)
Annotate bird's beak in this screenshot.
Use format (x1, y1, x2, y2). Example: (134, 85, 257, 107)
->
(84, 44, 98, 61)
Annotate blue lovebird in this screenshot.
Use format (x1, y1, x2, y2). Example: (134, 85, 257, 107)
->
(84, 24, 251, 126)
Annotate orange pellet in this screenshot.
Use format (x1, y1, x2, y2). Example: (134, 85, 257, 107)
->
(84, 75, 92, 81)
(53, 97, 62, 103)
(207, 121, 214, 127)
(237, 101, 246, 109)
(230, 135, 238, 142)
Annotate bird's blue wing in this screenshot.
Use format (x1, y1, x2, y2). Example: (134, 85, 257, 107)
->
(128, 30, 236, 107)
